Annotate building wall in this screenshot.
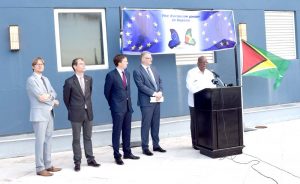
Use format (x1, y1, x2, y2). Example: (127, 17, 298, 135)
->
(0, 0, 300, 136)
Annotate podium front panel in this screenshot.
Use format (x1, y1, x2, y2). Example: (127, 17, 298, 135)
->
(194, 87, 242, 110)
(193, 87, 244, 157)
(216, 109, 242, 149)
(194, 110, 214, 150)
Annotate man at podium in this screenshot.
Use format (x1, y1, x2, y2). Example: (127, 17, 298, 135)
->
(186, 56, 216, 150)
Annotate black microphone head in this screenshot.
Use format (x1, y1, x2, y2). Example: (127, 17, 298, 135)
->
(211, 79, 218, 85)
(210, 70, 219, 78)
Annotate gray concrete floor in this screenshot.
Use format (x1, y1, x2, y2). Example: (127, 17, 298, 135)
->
(1, 119, 300, 184)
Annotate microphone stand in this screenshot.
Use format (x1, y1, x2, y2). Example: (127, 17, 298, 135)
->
(211, 70, 225, 87)
(215, 77, 225, 87)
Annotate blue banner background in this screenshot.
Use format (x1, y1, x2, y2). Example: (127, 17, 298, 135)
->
(122, 9, 236, 54)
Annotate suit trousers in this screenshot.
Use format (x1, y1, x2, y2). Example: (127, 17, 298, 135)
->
(32, 113, 53, 172)
(71, 110, 94, 164)
(111, 109, 132, 159)
(140, 104, 160, 150)
(189, 107, 196, 146)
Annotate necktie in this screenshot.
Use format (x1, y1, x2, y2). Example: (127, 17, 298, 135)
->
(79, 77, 85, 94)
(41, 77, 48, 92)
(122, 71, 127, 88)
(146, 67, 158, 90)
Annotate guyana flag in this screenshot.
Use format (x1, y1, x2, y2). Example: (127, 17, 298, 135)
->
(242, 40, 290, 89)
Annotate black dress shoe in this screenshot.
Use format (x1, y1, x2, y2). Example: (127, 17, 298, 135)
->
(74, 164, 80, 172)
(115, 158, 124, 165)
(142, 149, 153, 156)
(88, 160, 100, 167)
(193, 145, 200, 150)
(124, 154, 140, 160)
(153, 147, 166, 152)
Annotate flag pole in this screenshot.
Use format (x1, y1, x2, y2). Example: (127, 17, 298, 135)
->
(119, 6, 125, 53)
(234, 46, 240, 86)
(238, 24, 255, 132)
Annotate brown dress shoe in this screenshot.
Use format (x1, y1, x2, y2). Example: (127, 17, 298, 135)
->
(46, 166, 62, 172)
(37, 170, 53, 176)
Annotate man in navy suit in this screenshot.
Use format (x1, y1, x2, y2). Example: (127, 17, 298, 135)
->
(104, 54, 140, 165)
(63, 58, 100, 171)
(133, 51, 166, 156)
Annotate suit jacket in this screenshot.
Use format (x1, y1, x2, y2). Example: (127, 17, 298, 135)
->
(63, 74, 93, 122)
(104, 69, 133, 113)
(26, 72, 57, 122)
(133, 65, 163, 107)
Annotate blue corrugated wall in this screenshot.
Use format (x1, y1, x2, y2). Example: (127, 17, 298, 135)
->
(0, 0, 300, 136)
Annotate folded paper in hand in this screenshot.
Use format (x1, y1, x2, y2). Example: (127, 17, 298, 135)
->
(150, 96, 164, 103)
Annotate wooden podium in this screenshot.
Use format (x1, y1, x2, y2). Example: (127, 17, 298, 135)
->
(193, 86, 244, 158)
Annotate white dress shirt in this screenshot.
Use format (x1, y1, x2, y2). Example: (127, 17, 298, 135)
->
(75, 74, 84, 83)
(186, 67, 216, 107)
(76, 74, 85, 93)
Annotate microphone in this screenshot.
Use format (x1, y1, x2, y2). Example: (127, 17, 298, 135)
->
(210, 70, 225, 86)
(211, 79, 218, 85)
(210, 70, 220, 78)
(210, 70, 234, 87)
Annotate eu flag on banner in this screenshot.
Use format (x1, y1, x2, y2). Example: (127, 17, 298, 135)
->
(122, 10, 164, 54)
(121, 9, 236, 54)
(199, 11, 236, 51)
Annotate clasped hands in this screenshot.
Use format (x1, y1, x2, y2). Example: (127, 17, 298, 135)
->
(153, 91, 163, 101)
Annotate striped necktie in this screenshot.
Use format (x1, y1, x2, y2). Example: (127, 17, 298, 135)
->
(146, 67, 158, 90)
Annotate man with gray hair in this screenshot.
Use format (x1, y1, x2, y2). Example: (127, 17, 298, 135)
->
(133, 51, 166, 156)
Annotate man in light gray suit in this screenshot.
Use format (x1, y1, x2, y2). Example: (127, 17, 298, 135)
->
(133, 51, 166, 156)
(26, 57, 61, 176)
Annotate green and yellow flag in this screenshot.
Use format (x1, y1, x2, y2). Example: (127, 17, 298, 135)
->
(242, 40, 290, 89)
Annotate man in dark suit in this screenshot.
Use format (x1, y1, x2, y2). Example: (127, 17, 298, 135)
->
(104, 54, 140, 165)
(63, 58, 100, 171)
(133, 51, 166, 156)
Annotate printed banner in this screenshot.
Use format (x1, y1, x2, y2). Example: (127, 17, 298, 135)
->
(121, 9, 236, 54)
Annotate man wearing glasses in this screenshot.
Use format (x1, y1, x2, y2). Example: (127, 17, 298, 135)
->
(63, 58, 100, 171)
(26, 57, 61, 176)
(133, 51, 166, 156)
